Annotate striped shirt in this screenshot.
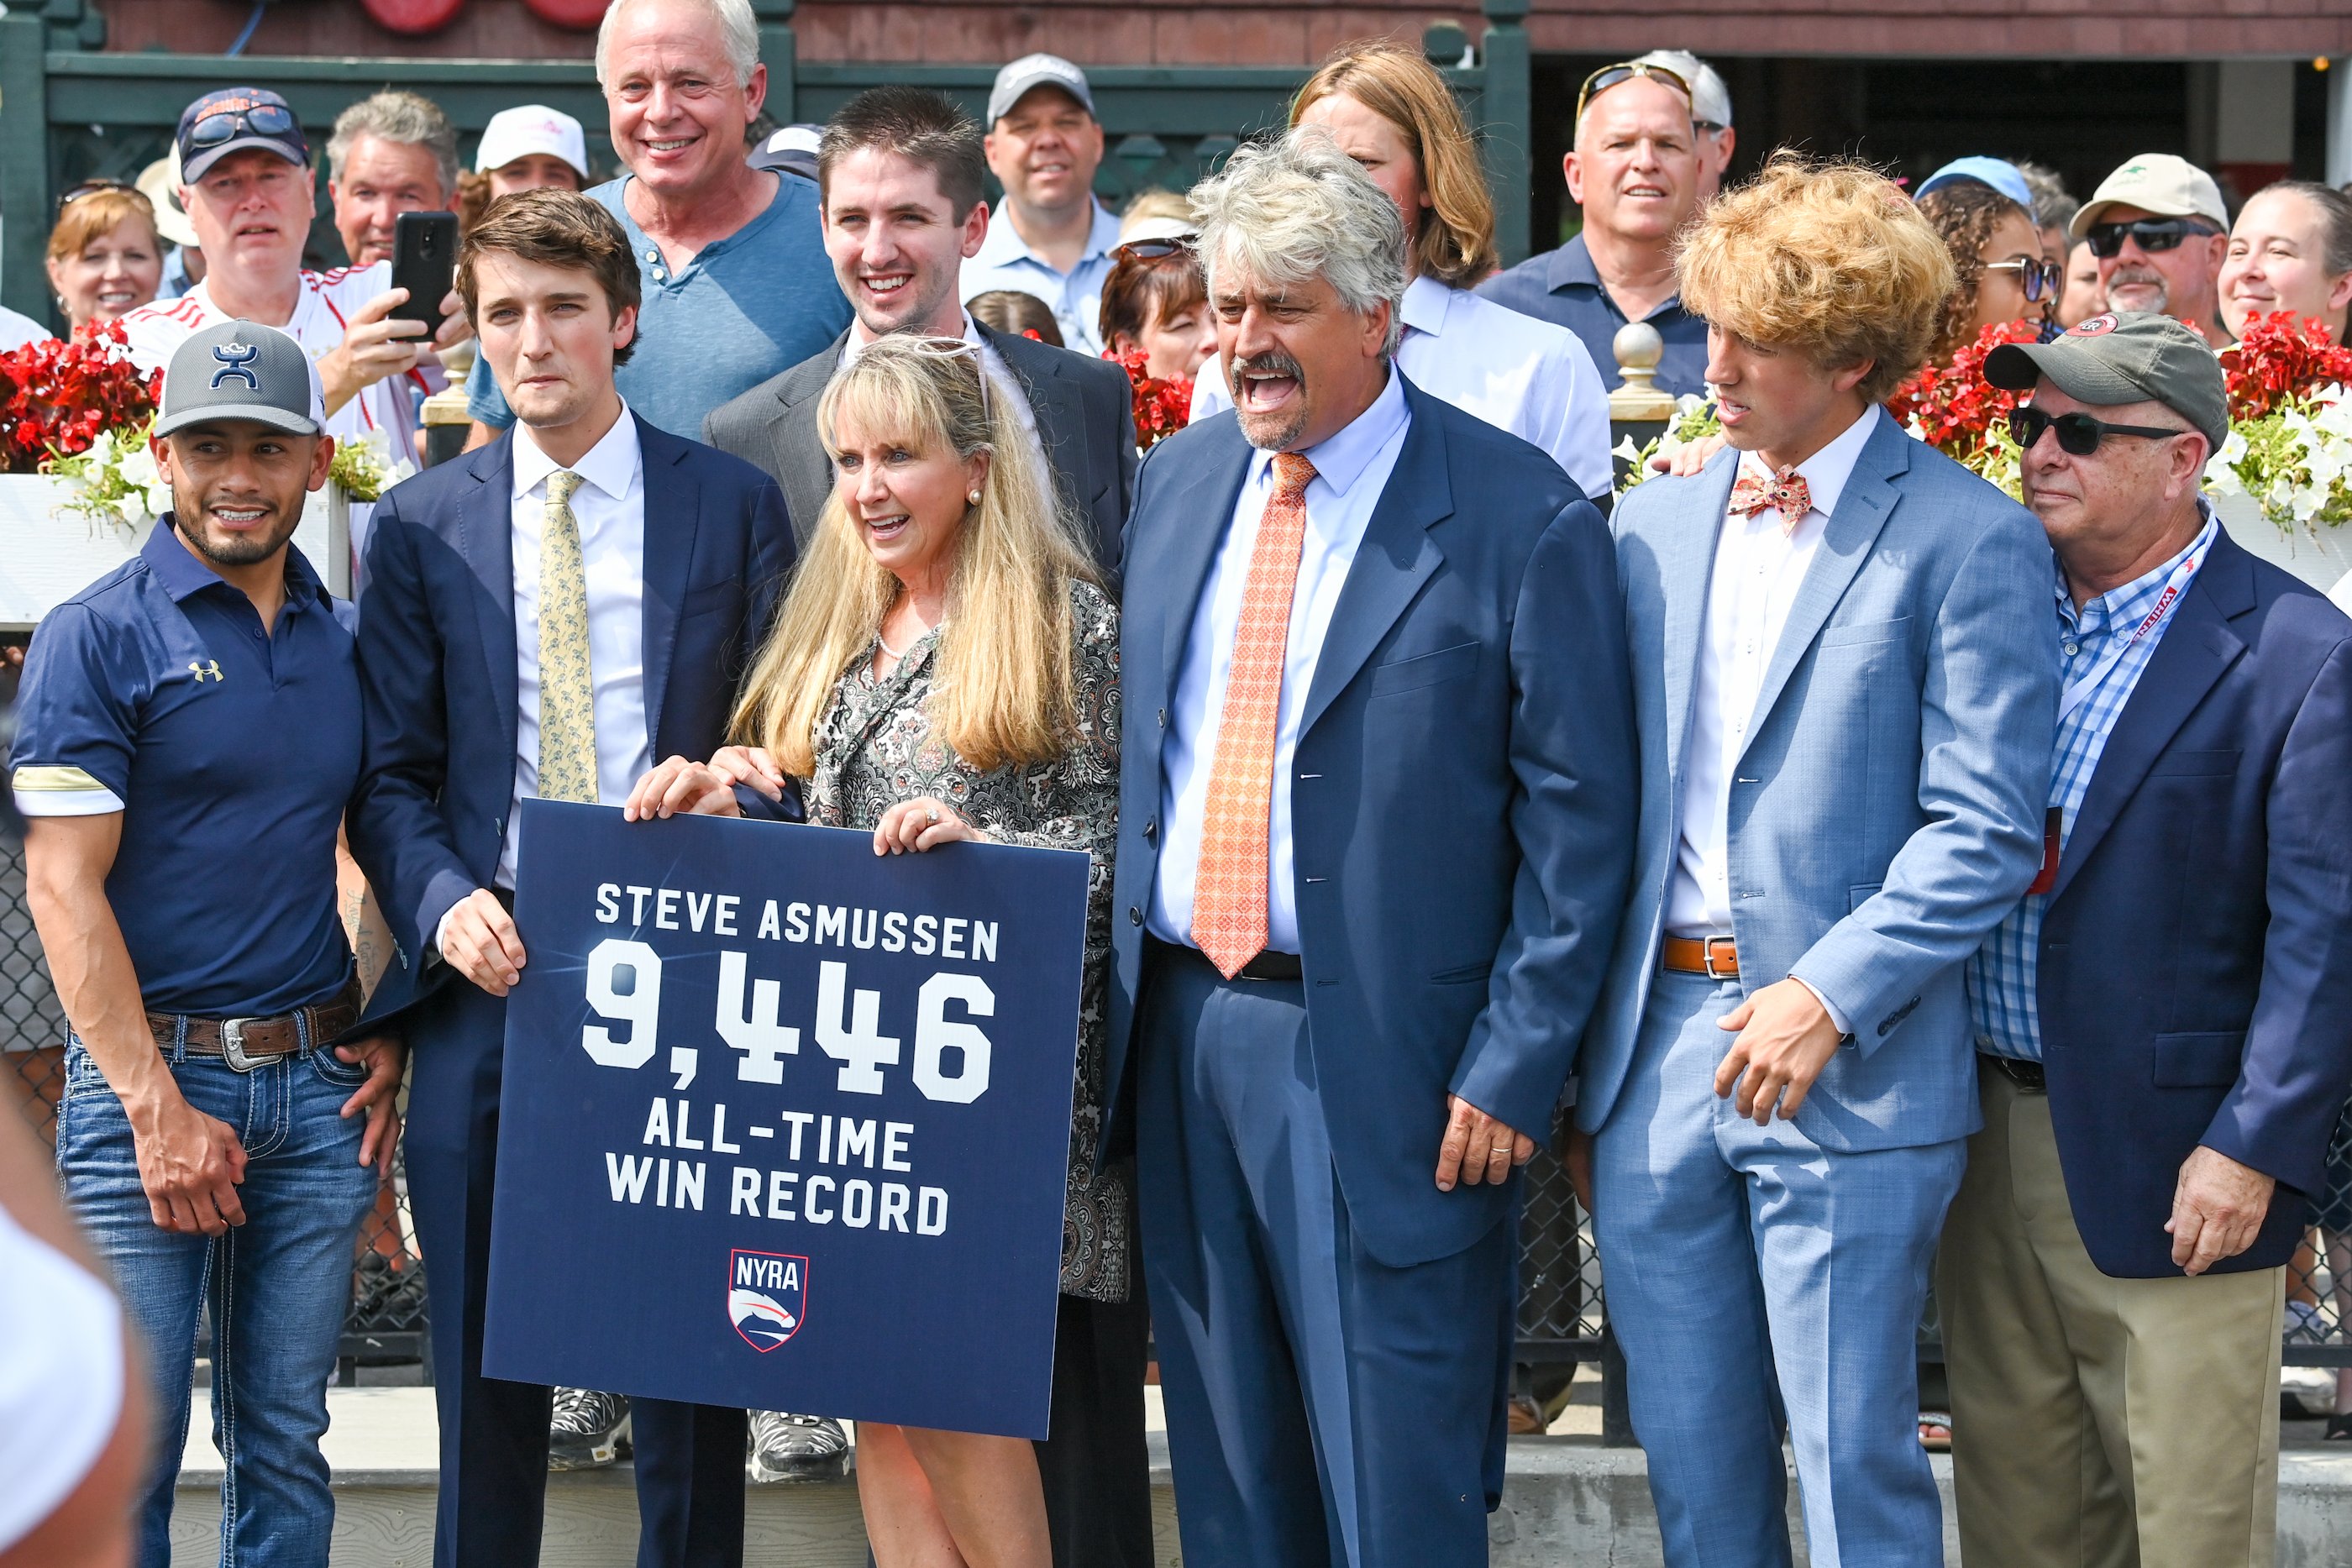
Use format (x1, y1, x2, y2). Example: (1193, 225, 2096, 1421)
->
(1967, 510, 2218, 1060)
(121, 263, 433, 454)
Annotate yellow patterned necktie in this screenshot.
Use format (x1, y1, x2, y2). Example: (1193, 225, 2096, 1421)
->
(537, 468, 600, 804)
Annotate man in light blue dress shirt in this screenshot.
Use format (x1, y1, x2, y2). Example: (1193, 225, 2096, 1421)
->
(958, 55, 1121, 355)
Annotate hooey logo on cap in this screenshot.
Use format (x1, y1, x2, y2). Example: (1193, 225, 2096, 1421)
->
(210, 341, 262, 389)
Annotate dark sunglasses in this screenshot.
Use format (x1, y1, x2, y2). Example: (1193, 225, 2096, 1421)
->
(2084, 217, 2218, 260)
(1984, 255, 2061, 303)
(186, 102, 299, 150)
(1114, 236, 1195, 263)
(2009, 406, 2187, 457)
(1575, 62, 1693, 125)
(56, 176, 146, 216)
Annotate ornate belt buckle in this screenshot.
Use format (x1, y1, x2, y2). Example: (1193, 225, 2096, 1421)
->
(219, 1018, 266, 1072)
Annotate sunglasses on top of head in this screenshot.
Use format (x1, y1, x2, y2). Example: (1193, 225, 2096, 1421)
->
(1983, 255, 2061, 302)
(2083, 217, 2218, 260)
(1114, 236, 1196, 263)
(56, 177, 146, 217)
(1574, 62, 1693, 126)
(2008, 405, 2188, 458)
(186, 103, 298, 150)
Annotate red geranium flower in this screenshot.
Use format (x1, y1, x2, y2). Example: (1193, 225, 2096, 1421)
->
(1105, 346, 1193, 449)
(2219, 312, 2352, 422)
(1887, 318, 2041, 459)
(0, 318, 163, 475)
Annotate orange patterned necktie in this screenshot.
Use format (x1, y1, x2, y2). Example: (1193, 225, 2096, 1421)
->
(1191, 451, 1318, 978)
(1728, 464, 1813, 534)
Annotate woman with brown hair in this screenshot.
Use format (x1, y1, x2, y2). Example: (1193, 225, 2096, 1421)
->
(625, 333, 1138, 1568)
(43, 182, 164, 337)
(1917, 176, 2057, 364)
(1188, 40, 1614, 500)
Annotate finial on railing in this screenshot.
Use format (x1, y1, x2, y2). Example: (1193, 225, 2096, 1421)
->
(1607, 321, 1676, 422)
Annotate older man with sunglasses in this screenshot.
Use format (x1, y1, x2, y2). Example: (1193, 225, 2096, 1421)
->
(1477, 59, 1708, 396)
(2071, 155, 2233, 346)
(1937, 311, 2352, 1568)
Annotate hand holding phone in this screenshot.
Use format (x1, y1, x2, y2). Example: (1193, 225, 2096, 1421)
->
(390, 211, 460, 335)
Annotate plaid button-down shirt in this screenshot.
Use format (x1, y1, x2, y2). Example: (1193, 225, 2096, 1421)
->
(1967, 512, 2218, 1061)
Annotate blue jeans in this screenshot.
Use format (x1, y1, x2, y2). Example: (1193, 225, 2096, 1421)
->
(57, 1032, 379, 1568)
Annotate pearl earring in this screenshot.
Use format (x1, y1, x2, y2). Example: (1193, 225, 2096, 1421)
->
(967, 490, 981, 504)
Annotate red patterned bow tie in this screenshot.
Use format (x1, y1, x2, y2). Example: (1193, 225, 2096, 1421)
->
(1729, 465, 1813, 533)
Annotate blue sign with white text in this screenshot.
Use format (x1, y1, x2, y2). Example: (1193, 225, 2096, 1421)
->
(482, 800, 1089, 1439)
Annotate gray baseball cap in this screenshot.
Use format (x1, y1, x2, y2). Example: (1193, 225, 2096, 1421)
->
(987, 54, 1095, 125)
(1982, 311, 2229, 451)
(154, 319, 326, 439)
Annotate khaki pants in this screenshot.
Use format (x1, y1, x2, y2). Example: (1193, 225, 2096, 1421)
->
(1937, 1067, 2283, 1568)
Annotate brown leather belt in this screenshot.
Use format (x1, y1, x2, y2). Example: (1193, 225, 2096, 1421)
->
(1147, 936, 1302, 982)
(147, 983, 361, 1072)
(1662, 935, 1740, 979)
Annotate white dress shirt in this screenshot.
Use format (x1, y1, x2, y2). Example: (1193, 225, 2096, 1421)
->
(1189, 275, 1613, 498)
(1667, 405, 1883, 949)
(1149, 367, 1412, 953)
(500, 406, 655, 886)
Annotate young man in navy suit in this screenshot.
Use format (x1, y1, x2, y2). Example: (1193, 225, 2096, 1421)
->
(1940, 313, 2352, 1567)
(1104, 129, 1637, 1568)
(348, 189, 795, 1568)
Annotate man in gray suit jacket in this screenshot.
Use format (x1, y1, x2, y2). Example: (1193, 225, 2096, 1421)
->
(1575, 160, 2058, 1568)
(701, 87, 1148, 1565)
(703, 87, 1135, 571)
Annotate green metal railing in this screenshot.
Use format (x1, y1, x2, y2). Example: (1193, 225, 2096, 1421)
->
(0, 0, 1534, 327)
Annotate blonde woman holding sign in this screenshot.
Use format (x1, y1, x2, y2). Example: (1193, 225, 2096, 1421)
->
(625, 333, 1141, 1568)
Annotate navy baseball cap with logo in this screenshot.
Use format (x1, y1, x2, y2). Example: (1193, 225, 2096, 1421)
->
(176, 87, 309, 184)
(154, 320, 326, 439)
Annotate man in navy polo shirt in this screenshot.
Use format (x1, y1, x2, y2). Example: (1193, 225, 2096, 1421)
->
(1475, 59, 1709, 396)
(13, 319, 405, 1568)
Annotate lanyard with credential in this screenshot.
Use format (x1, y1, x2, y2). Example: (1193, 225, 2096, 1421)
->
(2055, 524, 2213, 725)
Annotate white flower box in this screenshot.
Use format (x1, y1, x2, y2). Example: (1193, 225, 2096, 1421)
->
(2208, 488, 2352, 594)
(0, 474, 349, 632)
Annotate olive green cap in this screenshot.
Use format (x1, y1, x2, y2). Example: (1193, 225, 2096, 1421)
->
(1982, 311, 2228, 451)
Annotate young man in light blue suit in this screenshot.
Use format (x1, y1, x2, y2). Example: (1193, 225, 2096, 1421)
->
(1572, 159, 2060, 1567)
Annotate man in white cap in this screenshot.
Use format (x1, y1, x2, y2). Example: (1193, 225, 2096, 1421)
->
(960, 53, 1121, 354)
(1631, 48, 1734, 204)
(2072, 154, 2232, 347)
(476, 104, 591, 197)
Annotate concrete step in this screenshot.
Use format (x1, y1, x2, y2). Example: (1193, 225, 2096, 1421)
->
(164, 1382, 2352, 1566)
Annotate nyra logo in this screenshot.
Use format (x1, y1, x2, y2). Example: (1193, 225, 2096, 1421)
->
(727, 1250, 807, 1352)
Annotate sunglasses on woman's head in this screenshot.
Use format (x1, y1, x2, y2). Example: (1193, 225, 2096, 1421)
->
(1114, 237, 1195, 263)
(1574, 62, 1693, 126)
(1984, 256, 2061, 302)
(2008, 405, 2187, 457)
(186, 103, 298, 150)
(56, 177, 147, 217)
(2083, 218, 2218, 260)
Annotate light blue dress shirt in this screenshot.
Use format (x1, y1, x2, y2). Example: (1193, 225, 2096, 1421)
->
(958, 200, 1122, 356)
(1968, 511, 2218, 1060)
(1149, 366, 1413, 953)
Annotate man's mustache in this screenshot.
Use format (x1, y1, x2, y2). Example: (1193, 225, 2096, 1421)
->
(1231, 350, 1305, 383)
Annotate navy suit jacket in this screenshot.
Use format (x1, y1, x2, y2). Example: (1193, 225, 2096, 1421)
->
(349, 417, 795, 1021)
(1105, 375, 1640, 1268)
(2040, 527, 2352, 1277)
